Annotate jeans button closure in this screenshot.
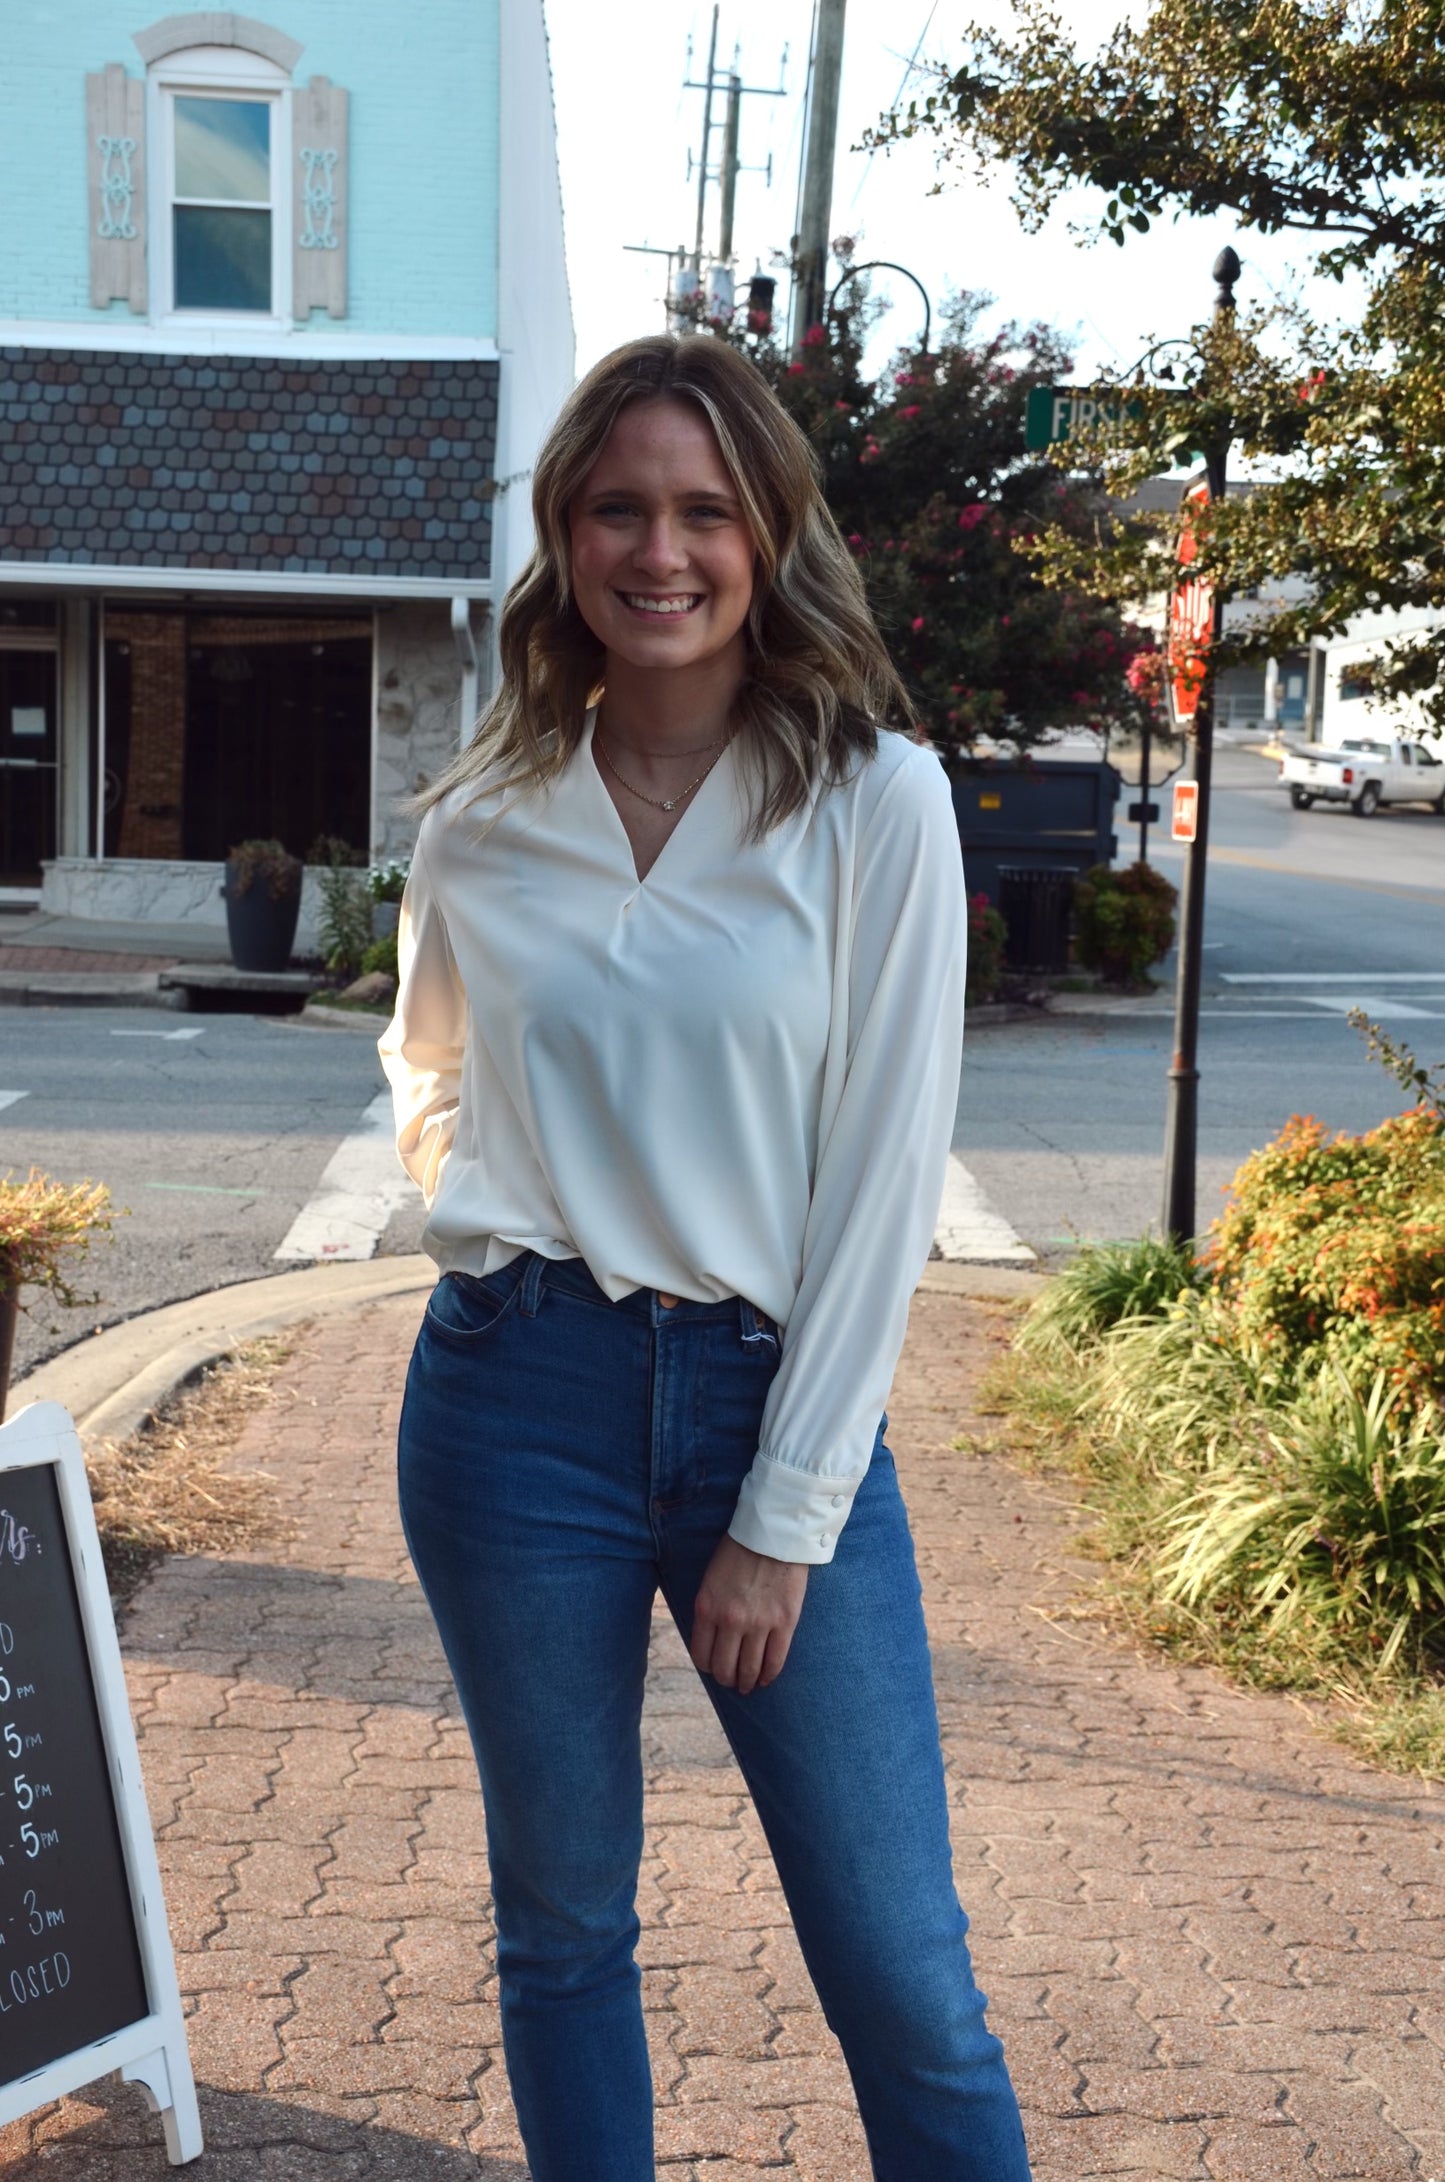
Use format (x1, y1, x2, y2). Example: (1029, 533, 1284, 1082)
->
(657, 1291, 680, 1310)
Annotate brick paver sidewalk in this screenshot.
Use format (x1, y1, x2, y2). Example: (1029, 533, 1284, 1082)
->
(5, 1288, 1444, 2179)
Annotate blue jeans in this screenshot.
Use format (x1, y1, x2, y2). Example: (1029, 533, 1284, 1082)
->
(397, 1250, 1031, 2181)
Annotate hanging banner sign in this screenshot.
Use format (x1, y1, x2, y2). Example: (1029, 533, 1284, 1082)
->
(1169, 482, 1214, 725)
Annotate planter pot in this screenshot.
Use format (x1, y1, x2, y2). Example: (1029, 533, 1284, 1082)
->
(223, 862, 303, 972)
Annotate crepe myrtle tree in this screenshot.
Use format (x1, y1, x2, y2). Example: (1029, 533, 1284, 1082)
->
(866, 0, 1445, 728)
(729, 275, 1158, 756)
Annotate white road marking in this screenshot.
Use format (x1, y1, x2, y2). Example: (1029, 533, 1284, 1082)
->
(934, 1152, 1037, 1265)
(110, 1025, 207, 1039)
(1222, 972, 1445, 984)
(1296, 995, 1442, 1021)
(273, 1091, 413, 1263)
(0, 1090, 29, 1113)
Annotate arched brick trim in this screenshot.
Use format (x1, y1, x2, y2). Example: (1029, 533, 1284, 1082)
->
(133, 13, 303, 72)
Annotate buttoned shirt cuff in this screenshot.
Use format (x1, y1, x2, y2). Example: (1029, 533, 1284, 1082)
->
(727, 1451, 862, 1565)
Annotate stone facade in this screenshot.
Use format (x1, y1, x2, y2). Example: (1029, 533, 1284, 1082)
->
(374, 600, 481, 861)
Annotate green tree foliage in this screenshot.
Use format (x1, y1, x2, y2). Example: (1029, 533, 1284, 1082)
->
(869, 0, 1445, 724)
(733, 281, 1158, 754)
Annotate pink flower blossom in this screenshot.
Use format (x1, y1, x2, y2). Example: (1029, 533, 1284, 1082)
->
(912, 616, 926, 632)
(899, 404, 921, 420)
(787, 362, 805, 376)
(957, 504, 987, 531)
(803, 322, 826, 348)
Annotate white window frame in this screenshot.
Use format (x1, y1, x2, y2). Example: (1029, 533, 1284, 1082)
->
(147, 46, 292, 331)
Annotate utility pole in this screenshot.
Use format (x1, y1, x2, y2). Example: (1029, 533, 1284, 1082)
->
(692, 6, 721, 262)
(1160, 246, 1240, 1245)
(718, 72, 742, 263)
(789, 0, 847, 353)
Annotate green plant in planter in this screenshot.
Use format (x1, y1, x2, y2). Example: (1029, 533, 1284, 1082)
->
(226, 838, 301, 901)
(309, 836, 373, 979)
(0, 1170, 122, 1412)
(966, 892, 1008, 1004)
(1073, 861, 1178, 988)
(368, 858, 410, 905)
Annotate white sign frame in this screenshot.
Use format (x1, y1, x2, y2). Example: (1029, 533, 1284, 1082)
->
(0, 1401, 201, 2163)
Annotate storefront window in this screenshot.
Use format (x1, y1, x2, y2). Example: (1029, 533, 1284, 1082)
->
(102, 605, 371, 863)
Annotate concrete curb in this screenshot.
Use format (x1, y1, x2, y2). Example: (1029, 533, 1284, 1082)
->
(4, 1254, 1045, 1450)
(0, 971, 177, 1009)
(5, 1255, 436, 1443)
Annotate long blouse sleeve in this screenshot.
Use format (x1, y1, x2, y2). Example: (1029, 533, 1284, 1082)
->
(726, 752, 967, 1565)
(377, 829, 468, 1207)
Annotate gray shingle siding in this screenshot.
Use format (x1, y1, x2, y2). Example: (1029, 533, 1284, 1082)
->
(0, 349, 499, 580)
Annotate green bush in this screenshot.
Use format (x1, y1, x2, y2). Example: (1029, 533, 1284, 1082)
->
(966, 892, 1007, 1004)
(1208, 1108, 1445, 1407)
(1072, 860, 1178, 987)
(360, 933, 399, 981)
(996, 1065, 1445, 1768)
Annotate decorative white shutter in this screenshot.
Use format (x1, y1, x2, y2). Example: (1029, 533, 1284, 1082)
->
(293, 77, 349, 320)
(86, 64, 147, 313)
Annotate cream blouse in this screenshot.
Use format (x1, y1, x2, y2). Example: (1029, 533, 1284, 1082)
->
(378, 711, 967, 1564)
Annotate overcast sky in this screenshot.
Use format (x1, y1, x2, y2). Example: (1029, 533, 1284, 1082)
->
(541, 0, 1353, 384)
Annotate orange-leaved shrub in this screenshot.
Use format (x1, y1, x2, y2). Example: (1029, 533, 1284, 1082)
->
(1207, 1108, 1445, 1408)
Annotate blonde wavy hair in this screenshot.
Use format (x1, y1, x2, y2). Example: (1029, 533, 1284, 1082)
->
(414, 333, 914, 836)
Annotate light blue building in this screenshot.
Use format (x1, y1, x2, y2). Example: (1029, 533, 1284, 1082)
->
(0, 2, 573, 935)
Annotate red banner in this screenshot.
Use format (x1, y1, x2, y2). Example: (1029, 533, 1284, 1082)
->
(1169, 482, 1214, 723)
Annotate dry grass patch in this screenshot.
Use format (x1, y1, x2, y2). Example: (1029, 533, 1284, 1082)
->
(88, 1330, 300, 1605)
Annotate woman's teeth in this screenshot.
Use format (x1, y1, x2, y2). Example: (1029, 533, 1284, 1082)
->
(622, 594, 701, 615)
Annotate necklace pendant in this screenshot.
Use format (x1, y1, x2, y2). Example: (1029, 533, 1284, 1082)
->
(661, 798, 675, 811)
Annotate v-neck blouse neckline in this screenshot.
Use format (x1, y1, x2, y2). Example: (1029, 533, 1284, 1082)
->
(579, 706, 739, 891)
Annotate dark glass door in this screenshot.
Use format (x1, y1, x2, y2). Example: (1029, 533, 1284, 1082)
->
(0, 649, 58, 886)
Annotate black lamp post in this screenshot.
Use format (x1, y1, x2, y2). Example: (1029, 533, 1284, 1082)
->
(1160, 245, 1241, 1246)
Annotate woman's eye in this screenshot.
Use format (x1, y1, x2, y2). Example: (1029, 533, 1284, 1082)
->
(688, 504, 730, 522)
(592, 500, 636, 519)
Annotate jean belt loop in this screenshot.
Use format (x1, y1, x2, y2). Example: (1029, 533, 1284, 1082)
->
(519, 1251, 547, 1318)
(739, 1297, 766, 1344)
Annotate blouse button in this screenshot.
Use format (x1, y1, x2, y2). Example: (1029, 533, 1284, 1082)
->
(819, 1532, 832, 1548)
(831, 1495, 844, 1510)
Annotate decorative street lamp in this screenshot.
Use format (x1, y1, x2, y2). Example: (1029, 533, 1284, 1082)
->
(1160, 245, 1241, 1245)
(824, 260, 932, 356)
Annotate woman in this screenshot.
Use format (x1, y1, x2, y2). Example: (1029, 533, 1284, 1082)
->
(379, 333, 1030, 2181)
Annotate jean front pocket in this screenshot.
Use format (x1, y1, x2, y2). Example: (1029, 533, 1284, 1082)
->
(423, 1265, 522, 1348)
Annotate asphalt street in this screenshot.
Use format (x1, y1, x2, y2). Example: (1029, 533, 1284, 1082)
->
(3, 746, 1440, 1376)
(0, 1012, 416, 1382)
(956, 746, 1444, 1256)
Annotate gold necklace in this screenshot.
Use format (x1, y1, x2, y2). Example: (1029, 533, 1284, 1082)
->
(595, 728, 729, 814)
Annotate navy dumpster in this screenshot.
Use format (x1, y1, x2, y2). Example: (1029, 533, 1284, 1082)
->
(948, 757, 1122, 973)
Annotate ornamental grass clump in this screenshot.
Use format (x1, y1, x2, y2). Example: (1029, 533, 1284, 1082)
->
(0, 1169, 121, 1411)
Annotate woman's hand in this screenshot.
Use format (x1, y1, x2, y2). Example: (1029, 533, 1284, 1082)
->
(690, 1536, 809, 1696)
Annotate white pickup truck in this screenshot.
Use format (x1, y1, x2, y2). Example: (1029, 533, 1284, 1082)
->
(1279, 735, 1445, 816)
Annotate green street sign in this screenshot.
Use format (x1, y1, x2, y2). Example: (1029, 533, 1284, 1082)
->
(1025, 385, 1142, 452)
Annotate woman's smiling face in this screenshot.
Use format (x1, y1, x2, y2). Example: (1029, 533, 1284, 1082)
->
(568, 396, 756, 680)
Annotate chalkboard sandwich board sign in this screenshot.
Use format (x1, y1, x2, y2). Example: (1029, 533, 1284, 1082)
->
(0, 1400, 200, 2163)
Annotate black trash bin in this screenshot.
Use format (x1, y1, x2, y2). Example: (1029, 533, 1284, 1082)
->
(997, 865, 1075, 974)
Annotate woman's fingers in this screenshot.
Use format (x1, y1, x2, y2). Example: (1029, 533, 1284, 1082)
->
(733, 1628, 770, 1698)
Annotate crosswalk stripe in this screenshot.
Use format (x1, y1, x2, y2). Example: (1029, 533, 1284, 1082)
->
(934, 1152, 1037, 1265)
(273, 1091, 415, 1263)
(1222, 972, 1445, 984)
